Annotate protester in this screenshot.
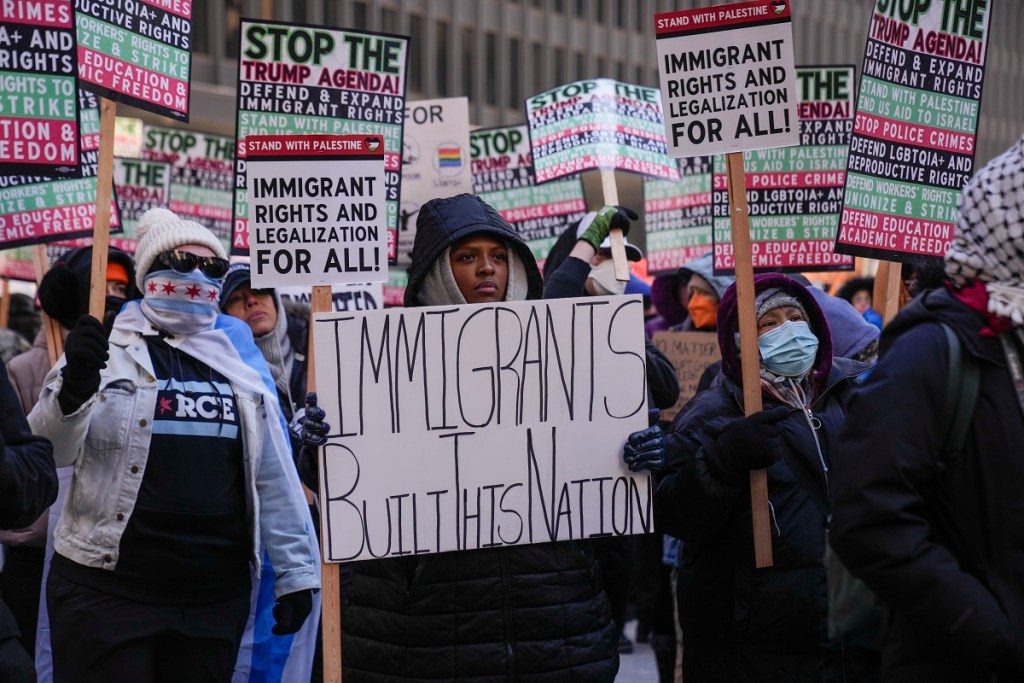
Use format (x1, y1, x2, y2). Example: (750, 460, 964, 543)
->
(836, 277, 883, 329)
(675, 252, 735, 332)
(830, 137, 1024, 681)
(299, 193, 622, 681)
(655, 273, 869, 682)
(2, 245, 140, 665)
(28, 208, 319, 683)
(8, 294, 41, 348)
(0, 358, 57, 683)
(646, 272, 688, 338)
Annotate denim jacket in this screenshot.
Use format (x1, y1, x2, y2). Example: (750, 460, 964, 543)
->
(29, 323, 320, 598)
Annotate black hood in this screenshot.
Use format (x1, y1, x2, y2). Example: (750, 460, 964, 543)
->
(404, 193, 543, 307)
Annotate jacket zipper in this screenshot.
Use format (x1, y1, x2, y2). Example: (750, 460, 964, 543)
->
(499, 549, 516, 680)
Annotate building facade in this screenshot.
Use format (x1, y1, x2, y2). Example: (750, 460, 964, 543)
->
(177, 0, 1021, 166)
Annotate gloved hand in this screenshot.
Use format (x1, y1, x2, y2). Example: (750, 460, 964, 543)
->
(271, 589, 313, 635)
(300, 392, 330, 448)
(707, 407, 789, 483)
(577, 205, 638, 251)
(58, 315, 109, 414)
(623, 424, 665, 472)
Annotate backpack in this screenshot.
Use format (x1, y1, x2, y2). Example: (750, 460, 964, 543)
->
(937, 322, 980, 468)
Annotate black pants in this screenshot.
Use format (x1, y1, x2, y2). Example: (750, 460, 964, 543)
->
(47, 571, 249, 683)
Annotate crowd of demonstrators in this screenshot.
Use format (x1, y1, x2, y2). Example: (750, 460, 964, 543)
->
(831, 138, 1024, 682)
(27, 208, 319, 683)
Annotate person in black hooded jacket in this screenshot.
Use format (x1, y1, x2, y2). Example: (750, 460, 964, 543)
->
(302, 193, 621, 681)
(829, 137, 1024, 681)
(655, 273, 869, 682)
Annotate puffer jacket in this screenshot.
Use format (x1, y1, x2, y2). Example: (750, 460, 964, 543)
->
(655, 273, 867, 682)
(333, 193, 618, 681)
(830, 286, 1024, 681)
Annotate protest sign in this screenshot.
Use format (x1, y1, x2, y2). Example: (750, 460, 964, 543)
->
(0, 246, 37, 281)
(114, 116, 144, 157)
(471, 124, 587, 265)
(312, 295, 650, 562)
(712, 66, 856, 273)
(0, 89, 121, 250)
(643, 156, 713, 275)
(244, 134, 387, 288)
(0, 0, 81, 178)
(74, 0, 193, 121)
(525, 79, 680, 184)
(834, 0, 991, 261)
(277, 282, 383, 313)
(109, 157, 171, 252)
(143, 125, 234, 253)
(397, 97, 471, 267)
(383, 268, 407, 306)
(233, 20, 408, 264)
(651, 330, 721, 422)
(655, 0, 800, 157)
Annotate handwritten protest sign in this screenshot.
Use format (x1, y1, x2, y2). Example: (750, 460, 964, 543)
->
(0, 89, 121, 250)
(312, 295, 650, 562)
(397, 97, 471, 267)
(74, 0, 193, 121)
(1, 0, 81, 178)
(277, 282, 383, 313)
(655, 0, 800, 157)
(834, 0, 991, 261)
(108, 157, 170, 252)
(142, 125, 234, 253)
(652, 330, 721, 422)
(525, 79, 680, 184)
(244, 134, 387, 288)
(643, 157, 713, 276)
(471, 125, 587, 264)
(713, 66, 856, 273)
(233, 20, 408, 263)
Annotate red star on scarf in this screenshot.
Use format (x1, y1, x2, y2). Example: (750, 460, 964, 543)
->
(186, 284, 202, 299)
(147, 281, 157, 293)
(207, 289, 219, 301)
(161, 281, 176, 294)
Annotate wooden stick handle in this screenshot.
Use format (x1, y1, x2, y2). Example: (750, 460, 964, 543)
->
(32, 245, 62, 366)
(599, 170, 630, 282)
(726, 151, 773, 569)
(88, 98, 117, 320)
(307, 285, 342, 683)
(875, 260, 902, 325)
(0, 278, 10, 329)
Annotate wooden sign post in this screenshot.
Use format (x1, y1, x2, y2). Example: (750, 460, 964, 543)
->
(873, 260, 903, 325)
(600, 171, 631, 282)
(88, 98, 117, 320)
(0, 278, 10, 329)
(32, 245, 63, 366)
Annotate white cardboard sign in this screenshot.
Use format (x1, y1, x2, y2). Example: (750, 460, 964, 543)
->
(312, 295, 651, 562)
(655, 0, 801, 157)
(245, 134, 387, 288)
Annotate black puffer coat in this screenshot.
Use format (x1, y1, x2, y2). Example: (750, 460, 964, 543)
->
(655, 274, 867, 682)
(830, 286, 1024, 681)
(340, 194, 618, 682)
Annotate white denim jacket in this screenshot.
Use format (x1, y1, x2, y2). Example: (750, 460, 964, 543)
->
(29, 322, 320, 598)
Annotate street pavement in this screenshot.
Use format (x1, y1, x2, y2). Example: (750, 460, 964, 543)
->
(616, 619, 659, 682)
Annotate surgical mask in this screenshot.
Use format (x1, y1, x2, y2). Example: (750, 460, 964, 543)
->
(141, 268, 223, 335)
(757, 320, 819, 377)
(687, 292, 718, 330)
(588, 259, 626, 296)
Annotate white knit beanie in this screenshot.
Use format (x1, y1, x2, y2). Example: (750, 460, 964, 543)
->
(134, 207, 227, 290)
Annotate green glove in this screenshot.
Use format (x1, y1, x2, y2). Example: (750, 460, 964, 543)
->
(577, 205, 638, 251)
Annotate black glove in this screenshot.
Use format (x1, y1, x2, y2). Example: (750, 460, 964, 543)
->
(577, 205, 638, 251)
(300, 392, 330, 448)
(58, 315, 109, 414)
(271, 589, 313, 635)
(707, 407, 790, 484)
(623, 424, 665, 472)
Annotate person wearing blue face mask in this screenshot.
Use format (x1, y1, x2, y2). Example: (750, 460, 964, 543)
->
(28, 208, 320, 683)
(654, 273, 870, 683)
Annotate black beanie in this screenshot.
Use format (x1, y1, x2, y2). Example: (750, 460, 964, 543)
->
(38, 246, 139, 329)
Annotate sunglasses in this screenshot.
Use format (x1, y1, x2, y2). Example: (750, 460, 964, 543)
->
(156, 250, 230, 279)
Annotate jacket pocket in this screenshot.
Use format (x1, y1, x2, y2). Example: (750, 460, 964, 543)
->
(84, 382, 136, 453)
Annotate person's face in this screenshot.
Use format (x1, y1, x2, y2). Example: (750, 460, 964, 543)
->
(686, 274, 717, 303)
(583, 250, 612, 296)
(223, 284, 278, 337)
(851, 289, 872, 314)
(106, 280, 127, 297)
(757, 305, 807, 337)
(449, 234, 509, 304)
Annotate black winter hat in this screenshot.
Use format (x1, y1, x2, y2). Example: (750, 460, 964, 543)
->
(38, 246, 139, 329)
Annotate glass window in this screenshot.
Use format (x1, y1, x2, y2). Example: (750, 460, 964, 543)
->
(291, 0, 306, 23)
(532, 43, 544, 94)
(616, 61, 626, 81)
(437, 21, 450, 96)
(635, 65, 645, 85)
(409, 14, 423, 92)
(353, 2, 368, 29)
(225, 0, 241, 59)
(381, 8, 398, 34)
(485, 32, 497, 105)
(575, 0, 585, 18)
(192, 0, 208, 54)
(615, 0, 625, 26)
(509, 38, 521, 108)
(462, 28, 475, 99)
(575, 52, 584, 79)
(554, 48, 566, 84)
(554, 0, 564, 11)
(597, 57, 607, 78)
(597, 0, 605, 23)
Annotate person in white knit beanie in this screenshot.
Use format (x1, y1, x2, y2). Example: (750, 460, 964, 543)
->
(28, 207, 321, 683)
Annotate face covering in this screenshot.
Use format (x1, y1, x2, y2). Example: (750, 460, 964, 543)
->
(588, 259, 626, 296)
(758, 320, 819, 377)
(141, 268, 222, 335)
(687, 292, 718, 330)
